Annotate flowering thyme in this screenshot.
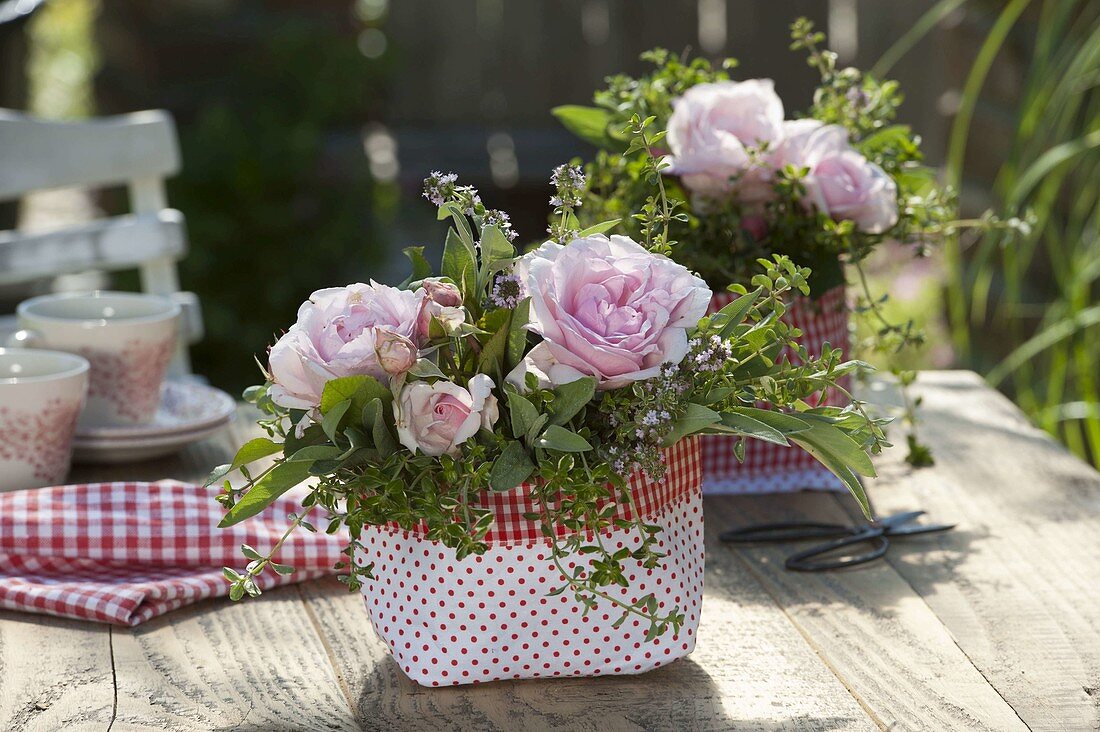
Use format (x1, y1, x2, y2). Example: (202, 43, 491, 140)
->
(423, 172, 482, 215)
(599, 363, 690, 481)
(488, 271, 525, 309)
(422, 171, 457, 206)
(483, 209, 518, 241)
(550, 164, 586, 207)
(687, 334, 734, 372)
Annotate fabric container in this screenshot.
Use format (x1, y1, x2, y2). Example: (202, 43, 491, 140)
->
(355, 438, 704, 687)
(703, 285, 849, 494)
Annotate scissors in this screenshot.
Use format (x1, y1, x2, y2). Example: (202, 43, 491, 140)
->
(719, 510, 955, 572)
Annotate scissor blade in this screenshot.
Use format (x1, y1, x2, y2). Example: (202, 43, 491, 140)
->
(888, 522, 956, 536)
(874, 510, 925, 529)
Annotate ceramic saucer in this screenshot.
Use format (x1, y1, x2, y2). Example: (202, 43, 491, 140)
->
(72, 380, 236, 464)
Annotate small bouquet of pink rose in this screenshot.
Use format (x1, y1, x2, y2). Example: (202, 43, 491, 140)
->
(552, 18, 996, 473)
(208, 168, 885, 684)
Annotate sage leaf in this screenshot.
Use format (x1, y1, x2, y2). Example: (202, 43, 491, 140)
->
(205, 437, 281, 486)
(489, 440, 536, 492)
(506, 297, 531, 370)
(662, 403, 722, 446)
(535, 425, 593, 452)
(218, 460, 313, 528)
(551, 104, 614, 148)
(320, 375, 390, 418)
(549, 376, 597, 426)
(507, 391, 540, 440)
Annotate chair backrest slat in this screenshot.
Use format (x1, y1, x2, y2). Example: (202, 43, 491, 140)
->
(0, 109, 180, 202)
(0, 108, 198, 374)
(0, 210, 186, 286)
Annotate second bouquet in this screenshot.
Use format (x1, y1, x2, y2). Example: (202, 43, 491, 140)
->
(210, 170, 885, 686)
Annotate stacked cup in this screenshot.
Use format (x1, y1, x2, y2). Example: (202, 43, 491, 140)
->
(1, 292, 180, 491)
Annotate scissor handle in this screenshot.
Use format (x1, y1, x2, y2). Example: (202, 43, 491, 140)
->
(784, 530, 890, 572)
(720, 521, 861, 544)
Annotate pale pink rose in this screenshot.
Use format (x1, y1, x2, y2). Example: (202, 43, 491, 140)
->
(769, 122, 898, 233)
(374, 330, 418, 377)
(395, 374, 499, 456)
(804, 150, 898, 234)
(507, 234, 711, 390)
(267, 282, 426, 409)
(666, 79, 784, 200)
(421, 278, 463, 307)
(417, 278, 466, 339)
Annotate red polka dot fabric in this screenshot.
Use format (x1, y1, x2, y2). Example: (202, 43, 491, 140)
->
(355, 438, 704, 686)
(703, 286, 850, 494)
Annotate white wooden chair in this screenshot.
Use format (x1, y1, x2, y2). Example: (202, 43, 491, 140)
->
(0, 108, 202, 374)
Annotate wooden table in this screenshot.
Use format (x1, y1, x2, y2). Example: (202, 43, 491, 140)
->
(1, 370, 1098, 731)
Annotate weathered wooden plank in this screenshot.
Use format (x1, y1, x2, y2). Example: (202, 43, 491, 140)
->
(0, 210, 186, 286)
(0, 612, 115, 731)
(714, 491, 1031, 731)
(860, 371, 1100, 731)
(108, 590, 358, 731)
(301, 506, 876, 731)
(0, 109, 179, 202)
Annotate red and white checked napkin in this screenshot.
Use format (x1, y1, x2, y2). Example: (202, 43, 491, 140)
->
(0, 481, 347, 626)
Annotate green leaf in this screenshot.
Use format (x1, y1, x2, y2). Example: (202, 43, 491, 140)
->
(791, 423, 876, 477)
(549, 376, 596, 426)
(442, 227, 477, 303)
(551, 104, 614, 148)
(363, 398, 397, 454)
(480, 225, 514, 267)
(506, 298, 531, 370)
(662, 403, 722, 446)
(218, 460, 313, 528)
(507, 391, 540, 440)
(408, 358, 446, 379)
(717, 411, 790, 446)
(400, 246, 432, 286)
(728, 406, 811, 435)
(489, 440, 536, 492)
(525, 413, 549, 446)
(321, 399, 351, 441)
(716, 287, 763, 337)
(285, 445, 343, 463)
(320, 375, 390, 418)
(205, 437, 282, 486)
(577, 219, 621, 237)
(535, 425, 593, 452)
(478, 317, 511, 377)
(789, 431, 872, 520)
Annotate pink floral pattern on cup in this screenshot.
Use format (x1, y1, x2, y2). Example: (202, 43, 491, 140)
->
(0, 397, 83, 482)
(80, 337, 175, 422)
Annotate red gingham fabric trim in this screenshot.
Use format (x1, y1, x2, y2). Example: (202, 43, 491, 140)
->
(704, 286, 850, 493)
(0, 481, 347, 626)
(384, 437, 702, 546)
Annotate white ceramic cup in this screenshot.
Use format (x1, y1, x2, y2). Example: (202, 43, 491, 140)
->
(11, 292, 181, 428)
(0, 348, 90, 491)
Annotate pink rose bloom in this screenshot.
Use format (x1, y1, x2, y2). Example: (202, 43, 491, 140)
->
(268, 282, 426, 409)
(417, 278, 466, 339)
(395, 374, 499, 456)
(508, 234, 711, 390)
(771, 122, 899, 234)
(666, 79, 784, 201)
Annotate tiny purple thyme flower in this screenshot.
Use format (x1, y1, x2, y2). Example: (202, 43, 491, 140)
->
(422, 171, 458, 206)
(483, 209, 518, 241)
(550, 164, 586, 208)
(489, 271, 525, 309)
(688, 334, 734, 372)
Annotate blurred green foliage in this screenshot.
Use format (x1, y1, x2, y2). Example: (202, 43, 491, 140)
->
(28, 2, 390, 392)
(162, 14, 386, 392)
(942, 0, 1100, 466)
